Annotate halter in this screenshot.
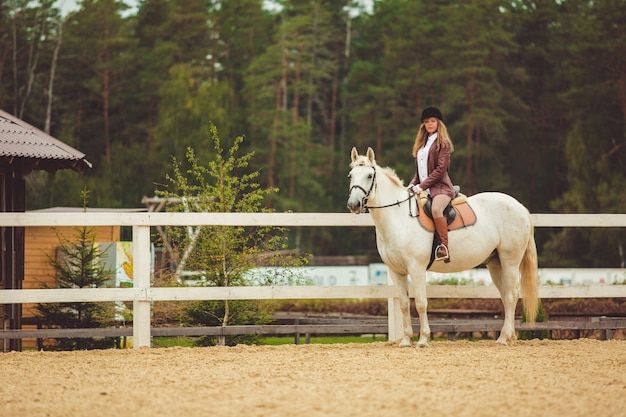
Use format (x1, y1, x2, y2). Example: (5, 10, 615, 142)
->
(349, 166, 414, 213)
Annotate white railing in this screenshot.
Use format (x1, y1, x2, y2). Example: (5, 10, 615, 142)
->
(1, 212, 625, 348)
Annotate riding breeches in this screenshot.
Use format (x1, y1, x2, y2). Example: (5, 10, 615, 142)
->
(431, 194, 452, 218)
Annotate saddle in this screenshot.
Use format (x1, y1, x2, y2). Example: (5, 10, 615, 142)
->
(415, 187, 477, 233)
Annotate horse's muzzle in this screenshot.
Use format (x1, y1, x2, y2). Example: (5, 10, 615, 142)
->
(347, 196, 363, 214)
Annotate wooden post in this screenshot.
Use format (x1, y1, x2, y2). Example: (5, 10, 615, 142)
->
(133, 225, 151, 349)
(387, 273, 403, 342)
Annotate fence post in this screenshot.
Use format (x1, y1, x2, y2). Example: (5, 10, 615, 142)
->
(387, 274, 403, 342)
(133, 225, 151, 348)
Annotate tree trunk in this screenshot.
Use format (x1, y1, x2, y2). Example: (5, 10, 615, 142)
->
(465, 77, 476, 193)
(45, 19, 63, 134)
(103, 13, 111, 162)
(11, 5, 18, 115)
(306, 1, 319, 126)
(290, 52, 301, 198)
(217, 248, 229, 347)
(19, 7, 45, 118)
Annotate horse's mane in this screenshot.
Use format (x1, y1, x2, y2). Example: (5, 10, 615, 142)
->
(381, 166, 404, 187)
(350, 155, 404, 187)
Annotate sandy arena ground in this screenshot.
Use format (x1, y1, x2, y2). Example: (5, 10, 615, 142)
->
(1, 339, 625, 417)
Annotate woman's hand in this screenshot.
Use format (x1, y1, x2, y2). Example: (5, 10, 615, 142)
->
(408, 184, 423, 194)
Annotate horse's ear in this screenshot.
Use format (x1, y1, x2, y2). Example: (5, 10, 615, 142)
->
(366, 147, 375, 163)
(351, 147, 359, 163)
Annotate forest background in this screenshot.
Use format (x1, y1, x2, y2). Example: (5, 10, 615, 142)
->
(1, 0, 624, 268)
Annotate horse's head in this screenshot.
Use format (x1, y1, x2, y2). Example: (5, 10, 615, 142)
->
(347, 147, 377, 213)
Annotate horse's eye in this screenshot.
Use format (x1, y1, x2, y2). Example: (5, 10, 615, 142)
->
(368, 174, 373, 179)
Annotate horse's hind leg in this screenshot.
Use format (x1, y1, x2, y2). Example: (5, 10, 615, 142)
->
(486, 258, 519, 345)
(388, 269, 414, 347)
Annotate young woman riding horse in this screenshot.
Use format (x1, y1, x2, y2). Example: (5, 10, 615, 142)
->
(407, 106, 454, 263)
(347, 147, 539, 347)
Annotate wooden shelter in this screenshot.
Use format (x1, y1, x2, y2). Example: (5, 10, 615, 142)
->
(0, 109, 91, 351)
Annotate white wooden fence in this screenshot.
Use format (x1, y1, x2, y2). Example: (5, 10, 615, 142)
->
(1, 212, 625, 348)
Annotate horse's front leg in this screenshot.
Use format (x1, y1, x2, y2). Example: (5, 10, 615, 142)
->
(411, 268, 431, 348)
(388, 269, 414, 347)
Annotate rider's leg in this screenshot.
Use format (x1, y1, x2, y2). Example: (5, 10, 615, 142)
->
(432, 194, 452, 262)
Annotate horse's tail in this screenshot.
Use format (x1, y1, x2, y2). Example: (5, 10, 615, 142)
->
(520, 214, 539, 323)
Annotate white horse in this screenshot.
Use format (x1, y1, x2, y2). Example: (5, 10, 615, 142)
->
(347, 147, 539, 347)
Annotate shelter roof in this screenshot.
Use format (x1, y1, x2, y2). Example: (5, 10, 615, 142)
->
(0, 109, 92, 174)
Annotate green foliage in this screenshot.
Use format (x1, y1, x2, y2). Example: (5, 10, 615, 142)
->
(183, 300, 272, 346)
(274, 298, 388, 316)
(154, 63, 237, 168)
(156, 123, 308, 345)
(2, 0, 624, 266)
(157, 123, 307, 278)
(35, 189, 118, 350)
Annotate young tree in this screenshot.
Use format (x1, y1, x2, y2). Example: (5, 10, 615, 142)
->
(156, 123, 308, 346)
(35, 189, 118, 350)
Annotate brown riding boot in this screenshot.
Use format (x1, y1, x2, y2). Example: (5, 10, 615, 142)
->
(433, 217, 450, 263)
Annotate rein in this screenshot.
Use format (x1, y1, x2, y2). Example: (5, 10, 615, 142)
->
(350, 166, 414, 213)
(367, 194, 413, 210)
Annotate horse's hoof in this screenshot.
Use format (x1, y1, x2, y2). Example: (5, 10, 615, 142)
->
(398, 339, 412, 348)
(495, 339, 509, 346)
(416, 337, 430, 348)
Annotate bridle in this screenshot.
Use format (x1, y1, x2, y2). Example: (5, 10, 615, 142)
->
(348, 166, 376, 211)
(349, 166, 414, 213)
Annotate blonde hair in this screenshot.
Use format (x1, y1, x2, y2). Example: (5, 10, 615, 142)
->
(411, 120, 454, 157)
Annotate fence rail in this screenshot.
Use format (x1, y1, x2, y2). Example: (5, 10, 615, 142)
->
(1, 212, 625, 349)
(2, 318, 625, 342)
(2, 284, 625, 305)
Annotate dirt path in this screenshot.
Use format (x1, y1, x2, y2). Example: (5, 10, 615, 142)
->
(1, 339, 625, 417)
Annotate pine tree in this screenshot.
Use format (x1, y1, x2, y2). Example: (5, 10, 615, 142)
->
(35, 188, 117, 350)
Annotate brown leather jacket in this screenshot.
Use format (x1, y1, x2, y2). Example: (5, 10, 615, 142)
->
(409, 140, 455, 199)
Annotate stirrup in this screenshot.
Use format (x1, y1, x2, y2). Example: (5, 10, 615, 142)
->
(435, 244, 450, 263)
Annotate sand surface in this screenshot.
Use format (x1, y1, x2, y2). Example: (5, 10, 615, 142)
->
(1, 339, 625, 417)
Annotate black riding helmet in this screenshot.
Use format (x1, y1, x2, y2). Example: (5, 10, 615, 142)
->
(421, 107, 443, 122)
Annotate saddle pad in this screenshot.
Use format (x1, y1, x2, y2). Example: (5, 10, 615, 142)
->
(417, 197, 477, 232)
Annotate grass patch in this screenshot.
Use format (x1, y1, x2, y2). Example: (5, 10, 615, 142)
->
(152, 336, 197, 348)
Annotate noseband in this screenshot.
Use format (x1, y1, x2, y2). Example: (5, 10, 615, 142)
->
(349, 166, 412, 213)
(349, 167, 376, 212)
